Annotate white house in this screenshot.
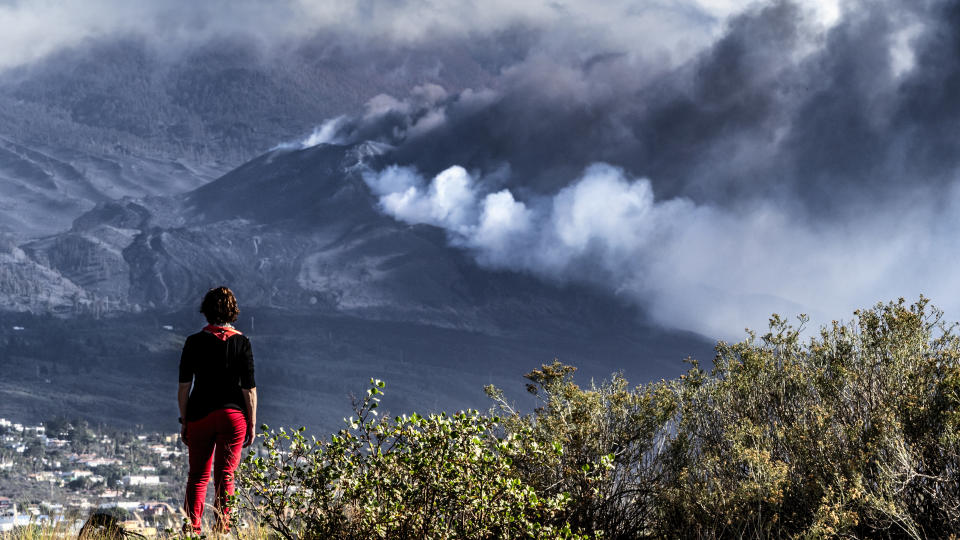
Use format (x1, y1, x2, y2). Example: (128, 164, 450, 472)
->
(99, 501, 140, 511)
(0, 498, 28, 533)
(85, 458, 119, 468)
(122, 475, 161, 486)
(62, 470, 93, 482)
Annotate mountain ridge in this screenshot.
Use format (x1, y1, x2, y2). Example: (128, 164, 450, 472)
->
(0, 141, 715, 430)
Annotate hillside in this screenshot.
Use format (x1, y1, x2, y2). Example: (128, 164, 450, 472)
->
(0, 35, 499, 239)
(0, 141, 713, 431)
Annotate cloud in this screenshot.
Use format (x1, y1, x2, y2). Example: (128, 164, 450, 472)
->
(364, 165, 477, 233)
(301, 116, 349, 147)
(363, 165, 420, 197)
(0, 0, 300, 69)
(363, 161, 960, 340)
(0, 0, 768, 71)
(472, 190, 533, 260)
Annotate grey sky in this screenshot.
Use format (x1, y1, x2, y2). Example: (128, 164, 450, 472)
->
(0, 0, 843, 70)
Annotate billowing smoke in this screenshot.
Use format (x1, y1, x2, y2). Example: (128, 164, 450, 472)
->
(361, 162, 960, 339)
(303, 0, 960, 338)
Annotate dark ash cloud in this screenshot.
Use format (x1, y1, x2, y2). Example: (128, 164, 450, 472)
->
(297, 0, 960, 337)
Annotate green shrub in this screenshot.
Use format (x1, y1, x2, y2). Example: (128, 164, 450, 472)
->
(235, 379, 593, 539)
(236, 298, 960, 539)
(486, 362, 674, 538)
(486, 298, 960, 538)
(658, 297, 960, 538)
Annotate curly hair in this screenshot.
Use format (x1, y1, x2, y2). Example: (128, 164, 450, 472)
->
(200, 286, 239, 325)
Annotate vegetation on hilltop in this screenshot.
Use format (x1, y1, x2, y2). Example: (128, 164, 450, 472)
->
(234, 297, 960, 538)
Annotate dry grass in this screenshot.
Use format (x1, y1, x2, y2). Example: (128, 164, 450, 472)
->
(0, 518, 274, 539)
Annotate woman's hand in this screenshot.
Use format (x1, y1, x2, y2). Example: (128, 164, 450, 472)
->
(243, 425, 255, 447)
(177, 382, 191, 445)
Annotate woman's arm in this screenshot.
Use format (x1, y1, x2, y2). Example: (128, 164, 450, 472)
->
(242, 387, 257, 447)
(178, 335, 194, 444)
(178, 382, 191, 443)
(240, 336, 257, 447)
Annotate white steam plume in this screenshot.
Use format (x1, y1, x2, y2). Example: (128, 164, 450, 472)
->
(271, 116, 349, 151)
(300, 116, 349, 147)
(364, 163, 958, 340)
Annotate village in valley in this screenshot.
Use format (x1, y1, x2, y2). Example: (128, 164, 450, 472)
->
(0, 416, 193, 535)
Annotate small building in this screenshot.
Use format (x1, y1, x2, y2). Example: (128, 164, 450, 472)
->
(121, 475, 161, 486)
(29, 471, 58, 483)
(140, 501, 169, 517)
(99, 501, 141, 511)
(85, 458, 119, 468)
(0, 498, 21, 533)
(63, 470, 93, 482)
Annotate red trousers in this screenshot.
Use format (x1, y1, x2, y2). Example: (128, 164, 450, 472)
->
(184, 408, 246, 532)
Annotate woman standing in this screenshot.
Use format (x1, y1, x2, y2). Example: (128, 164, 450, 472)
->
(178, 286, 257, 534)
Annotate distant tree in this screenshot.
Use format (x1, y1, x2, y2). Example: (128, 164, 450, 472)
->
(68, 477, 89, 491)
(69, 424, 96, 451)
(98, 506, 132, 522)
(44, 416, 71, 438)
(25, 440, 44, 458)
(99, 464, 123, 489)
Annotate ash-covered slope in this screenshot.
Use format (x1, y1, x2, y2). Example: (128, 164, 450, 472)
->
(23, 142, 658, 335)
(3, 141, 713, 429)
(0, 135, 220, 238)
(0, 36, 498, 239)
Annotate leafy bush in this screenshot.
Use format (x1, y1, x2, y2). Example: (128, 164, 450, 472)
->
(237, 298, 960, 539)
(486, 362, 674, 538)
(657, 298, 960, 538)
(235, 379, 592, 539)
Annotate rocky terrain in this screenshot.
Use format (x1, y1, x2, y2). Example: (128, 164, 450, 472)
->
(0, 34, 501, 239)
